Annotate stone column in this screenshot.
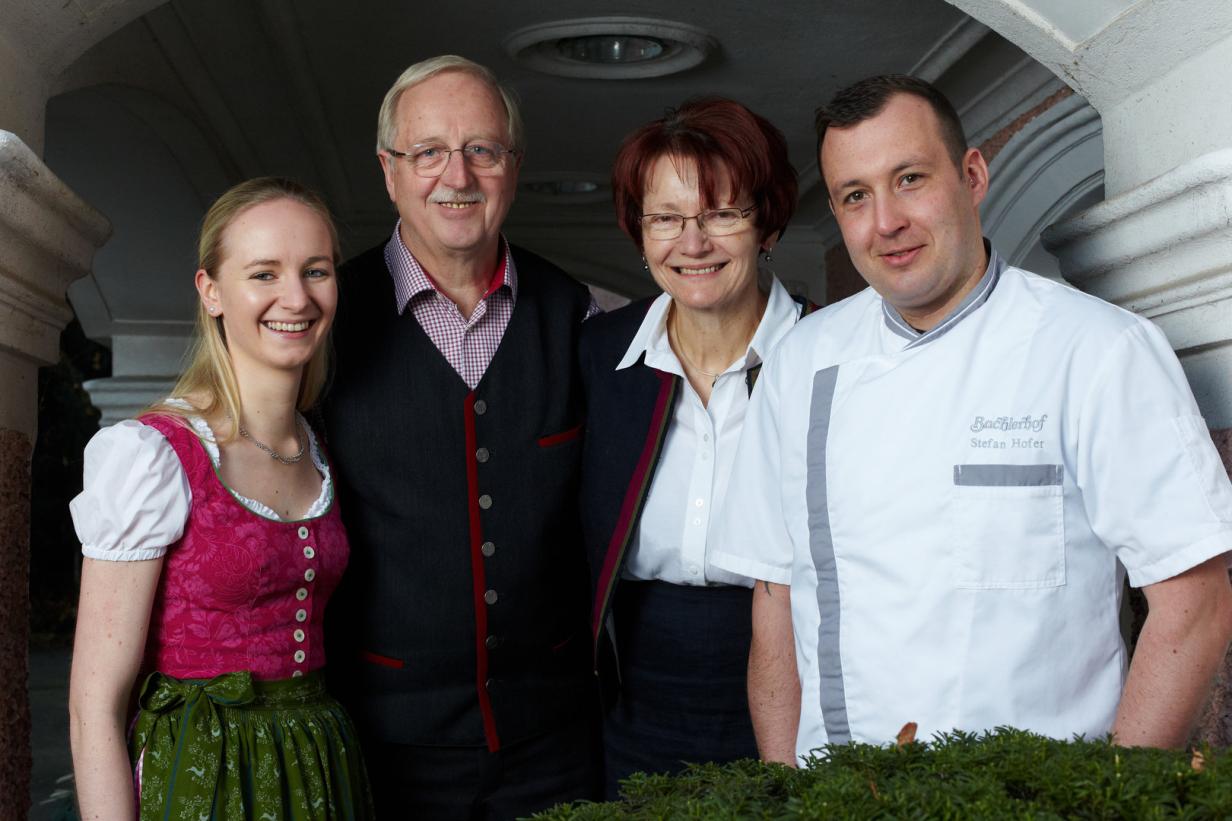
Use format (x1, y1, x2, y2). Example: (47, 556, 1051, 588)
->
(1042, 150, 1232, 420)
(0, 131, 109, 815)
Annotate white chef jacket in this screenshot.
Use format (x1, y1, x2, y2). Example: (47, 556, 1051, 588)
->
(617, 277, 801, 587)
(711, 249, 1232, 761)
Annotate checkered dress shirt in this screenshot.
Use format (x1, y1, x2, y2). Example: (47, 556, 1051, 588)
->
(384, 224, 598, 388)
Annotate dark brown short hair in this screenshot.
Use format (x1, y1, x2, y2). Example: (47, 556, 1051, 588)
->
(814, 75, 968, 178)
(611, 97, 798, 250)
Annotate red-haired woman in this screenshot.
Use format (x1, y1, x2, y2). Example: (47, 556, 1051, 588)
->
(579, 98, 812, 796)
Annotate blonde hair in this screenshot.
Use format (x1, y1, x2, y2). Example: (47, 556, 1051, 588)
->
(146, 177, 341, 439)
(375, 55, 524, 154)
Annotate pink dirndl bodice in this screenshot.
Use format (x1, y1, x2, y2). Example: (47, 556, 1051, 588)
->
(140, 415, 349, 680)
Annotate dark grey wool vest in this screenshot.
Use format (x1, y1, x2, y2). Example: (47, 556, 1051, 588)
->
(323, 242, 595, 750)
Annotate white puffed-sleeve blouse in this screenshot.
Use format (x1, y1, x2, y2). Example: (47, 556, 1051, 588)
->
(70, 407, 331, 561)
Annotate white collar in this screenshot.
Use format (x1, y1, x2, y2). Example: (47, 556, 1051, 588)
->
(616, 276, 801, 375)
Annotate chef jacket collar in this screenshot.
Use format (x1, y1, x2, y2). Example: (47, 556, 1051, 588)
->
(882, 240, 1005, 349)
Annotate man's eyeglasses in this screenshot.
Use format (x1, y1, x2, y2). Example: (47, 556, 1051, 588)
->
(638, 205, 758, 240)
(386, 140, 519, 178)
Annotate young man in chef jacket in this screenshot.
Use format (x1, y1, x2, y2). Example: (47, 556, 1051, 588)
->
(712, 74, 1232, 764)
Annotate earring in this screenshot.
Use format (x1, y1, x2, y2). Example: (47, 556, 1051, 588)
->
(207, 305, 218, 314)
(762, 249, 773, 263)
(642, 256, 649, 271)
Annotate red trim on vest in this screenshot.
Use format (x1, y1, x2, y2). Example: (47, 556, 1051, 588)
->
(590, 371, 679, 648)
(537, 423, 582, 448)
(360, 650, 405, 670)
(464, 392, 501, 752)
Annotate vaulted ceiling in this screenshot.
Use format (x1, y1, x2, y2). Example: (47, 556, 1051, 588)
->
(43, 0, 1027, 337)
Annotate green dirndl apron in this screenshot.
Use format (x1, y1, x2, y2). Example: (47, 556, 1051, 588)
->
(130, 670, 373, 820)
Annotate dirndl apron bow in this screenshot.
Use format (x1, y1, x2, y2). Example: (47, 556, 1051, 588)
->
(130, 670, 256, 820)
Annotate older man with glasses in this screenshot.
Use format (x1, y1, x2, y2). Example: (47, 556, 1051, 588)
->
(323, 55, 601, 818)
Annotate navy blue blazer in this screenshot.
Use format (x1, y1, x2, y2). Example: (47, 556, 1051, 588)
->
(577, 294, 816, 697)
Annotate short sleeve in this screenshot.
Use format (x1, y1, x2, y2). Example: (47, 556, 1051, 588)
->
(1078, 320, 1232, 586)
(710, 347, 795, 585)
(69, 420, 192, 561)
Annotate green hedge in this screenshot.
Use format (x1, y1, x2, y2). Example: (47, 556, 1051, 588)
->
(536, 728, 1232, 819)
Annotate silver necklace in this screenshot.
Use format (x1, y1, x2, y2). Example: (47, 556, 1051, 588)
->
(238, 419, 305, 465)
(668, 312, 726, 383)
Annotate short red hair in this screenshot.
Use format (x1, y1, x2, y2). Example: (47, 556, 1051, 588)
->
(611, 97, 798, 250)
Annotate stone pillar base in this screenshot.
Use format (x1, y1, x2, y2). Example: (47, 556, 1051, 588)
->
(0, 429, 31, 818)
(82, 375, 176, 427)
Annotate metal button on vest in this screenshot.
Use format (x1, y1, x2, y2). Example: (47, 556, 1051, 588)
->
(484, 589, 498, 605)
(481, 541, 496, 557)
(474, 399, 487, 415)
(479, 494, 492, 510)
(295, 608, 308, 622)
(303, 546, 315, 559)
(293, 650, 306, 663)
(294, 629, 305, 642)
(304, 568, 316, 582)
(476, 447, 490, 463)
(485, 635, 499, 650)
(296, 588, 308, 601)
(297, 526, 309, 539)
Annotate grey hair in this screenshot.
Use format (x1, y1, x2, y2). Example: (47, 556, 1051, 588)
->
(375, 55, 524, 154)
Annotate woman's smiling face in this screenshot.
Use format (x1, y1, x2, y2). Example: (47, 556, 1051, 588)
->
(198, 197, 338, 376)
(640, 154, 766, 316)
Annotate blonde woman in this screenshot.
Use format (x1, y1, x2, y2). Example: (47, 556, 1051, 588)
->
(68, 177, 372, 819)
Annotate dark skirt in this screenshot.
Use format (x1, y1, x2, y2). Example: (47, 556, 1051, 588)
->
(131, 669, 374, 819)
(604, 579, 758, 798)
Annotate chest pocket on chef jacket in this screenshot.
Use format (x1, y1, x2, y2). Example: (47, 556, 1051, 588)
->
(952, 463, 1065, 589)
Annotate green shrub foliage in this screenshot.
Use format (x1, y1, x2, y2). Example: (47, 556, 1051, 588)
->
(537, 728, 1232, 819)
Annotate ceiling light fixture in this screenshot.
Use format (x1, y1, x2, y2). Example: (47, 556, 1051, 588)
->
(504, 17, 716, 79)
(523, 180, 601, 195)
(556, 35, 665, 65)
(517, 173, 610, 204)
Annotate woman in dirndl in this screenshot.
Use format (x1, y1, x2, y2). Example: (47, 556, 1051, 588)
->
(68, 177, 373, 819)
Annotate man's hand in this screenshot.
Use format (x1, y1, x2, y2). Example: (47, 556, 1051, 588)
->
(749, 580, 800, 765)
(1113, 555, 1232, 747)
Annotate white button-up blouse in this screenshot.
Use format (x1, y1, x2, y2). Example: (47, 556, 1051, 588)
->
(616, 276, 801, 587)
